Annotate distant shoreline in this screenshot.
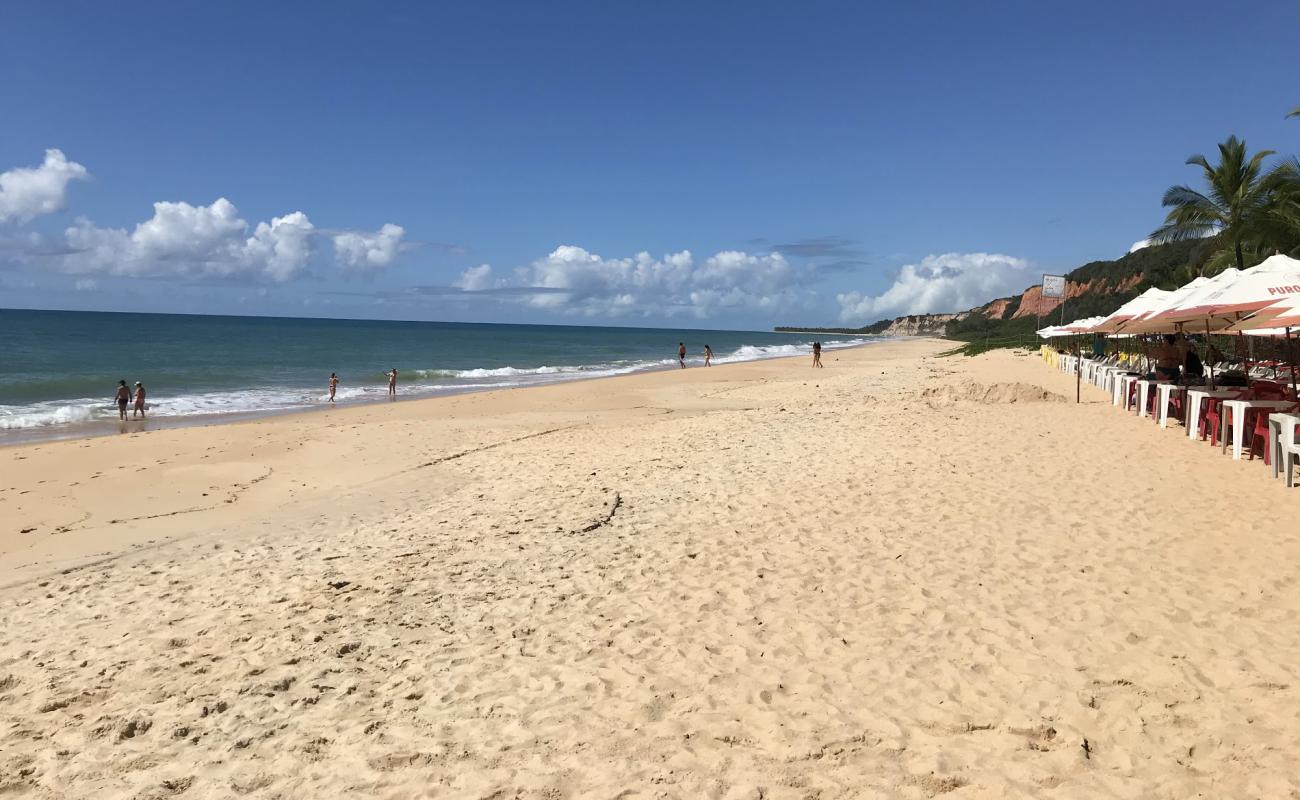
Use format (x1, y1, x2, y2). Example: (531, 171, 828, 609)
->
(1, 338, 877, 448)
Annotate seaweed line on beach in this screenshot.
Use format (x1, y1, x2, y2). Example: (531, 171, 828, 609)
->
(575, 492, 622, 534)
(413, 426, 575, 470)
(106, 467, 276, 526)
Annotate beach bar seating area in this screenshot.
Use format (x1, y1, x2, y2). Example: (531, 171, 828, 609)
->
(1038, 253, 1300, 488)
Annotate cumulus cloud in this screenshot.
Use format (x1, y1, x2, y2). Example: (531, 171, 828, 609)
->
(0, 149, 89, 223)
(11, 197, 405, 281)
(837, 252, 1030, 323)
(453, 245, 807, 318)
(59, 198, 317, 281)
(333, 223, 406, 271)
(453, 263, 495, 291)
(1129, 238, 1150, 253)
(74, 277, 98, 292)
(0, 150, 407, 281)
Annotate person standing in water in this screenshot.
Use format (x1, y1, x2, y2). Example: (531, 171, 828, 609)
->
(114, 380, 131, 421)
(678, 342, 687, 368)
(132, 382, 147, 418)
(328, 373, 339, 402)
(703, 344, 713, 367)
(386, 368, 398, 397)
(812, 341, 823, 368)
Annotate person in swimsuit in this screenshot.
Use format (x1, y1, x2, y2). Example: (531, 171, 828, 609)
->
(329, 372, 339, 402)
(132, 382, 146, 419)
(1150, 334, 1186, 381)
(387, 368, 398, 397)
(703, 345, 713, 367)
(114, 380, 130, 421)
(812, 341, 823, 368)
(678, 343, 687, 368)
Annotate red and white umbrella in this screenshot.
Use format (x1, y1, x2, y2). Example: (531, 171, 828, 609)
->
(1177, 254, 1300, 323)
(1132, 268, 1243, 333)
(1089, 288, 1174, 333)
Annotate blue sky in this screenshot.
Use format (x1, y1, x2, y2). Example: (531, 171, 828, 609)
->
(2, 0, 1298, 329)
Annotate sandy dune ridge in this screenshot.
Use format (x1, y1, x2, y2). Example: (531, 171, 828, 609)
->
(2, 339, 1299, 798)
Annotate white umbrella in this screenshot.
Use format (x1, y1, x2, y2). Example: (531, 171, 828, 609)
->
(1089, 288, 1173, 333)
(1066, 315, 1108, 332)
(1184, 256, 1300, 393)
(1115, 277, 1209, 334)
(1125, 269, 1242, 334)
(1226, 295, 1300, 334)
(1173, 254, 1300, 321)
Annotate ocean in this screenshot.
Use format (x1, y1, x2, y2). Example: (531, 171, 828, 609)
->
(0, 309, 872, 441)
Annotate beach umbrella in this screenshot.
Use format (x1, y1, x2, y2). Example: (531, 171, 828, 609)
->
(1123, 270, 1242, 334)
(1089, 288, 1174, 334)
(1177, 254, 1300, 322)
(1223, 295, 1300, 393)
(1151, 256, 1300, 390)
(1061, 316, 1106, 333)
(1115, 277, 1210, 334)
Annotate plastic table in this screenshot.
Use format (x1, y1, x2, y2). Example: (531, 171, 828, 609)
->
(1117, 374, 1142, 411)
(1184, 388, 1243, 441)
(1221, 399, 1298, 460)
(1155, 383, 1187, 429)
(1134, 379, 1169, 418)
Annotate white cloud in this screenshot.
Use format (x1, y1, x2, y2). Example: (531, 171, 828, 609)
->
(59, 198, 317, 281)
(74, 278, 98, 292)
(453, 263, 495, 291)
(837, 252, 1030, 323)
(459, 245, 807, 318)
(1129, 238, 1150, 253)
(1, 149, 408, 281)
(0, 149, 89, 223)
(333, 223, 405, 271)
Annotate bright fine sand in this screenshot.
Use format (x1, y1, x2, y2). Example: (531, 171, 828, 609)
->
(3, 338, 1300, 799)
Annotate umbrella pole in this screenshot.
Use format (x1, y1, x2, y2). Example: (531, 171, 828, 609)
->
(1076, 337, 1082, 404)
(1205, 319, 1215, 391)
(1288, 327, 1298, 398)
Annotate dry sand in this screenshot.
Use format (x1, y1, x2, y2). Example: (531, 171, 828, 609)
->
(2, 338, 1299, 798)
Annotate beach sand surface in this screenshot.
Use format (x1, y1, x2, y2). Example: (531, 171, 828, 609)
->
(2, 339, 1299, 798)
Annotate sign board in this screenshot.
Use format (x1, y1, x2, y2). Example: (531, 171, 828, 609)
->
(1041, 274, 1066, 299)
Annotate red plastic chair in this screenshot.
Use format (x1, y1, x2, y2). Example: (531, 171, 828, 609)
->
(1248, 403, 1300, 464)
(1202, 398, 1223, 443)
(1169, 390, 1187, 425)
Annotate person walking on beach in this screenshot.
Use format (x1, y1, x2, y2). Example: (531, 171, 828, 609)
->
(114, 380, 130, 421)
(132, 382, 147, 418)
(703, 344, 713, 367)
(812, 341, 823, 368)
(386, 368, 398, 397)
(678, 343, 687, 368)
(328, 372, 339, 402)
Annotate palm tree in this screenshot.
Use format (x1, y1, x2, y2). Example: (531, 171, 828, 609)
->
(1149, 136, 1275, 272)
(1257, 156, 1300, 256)
(1288, 107, 1300, 119)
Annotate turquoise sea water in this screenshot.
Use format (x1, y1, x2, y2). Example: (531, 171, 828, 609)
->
(0, 309, 872, 439)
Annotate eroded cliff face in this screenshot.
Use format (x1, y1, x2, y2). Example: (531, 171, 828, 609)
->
(1011, 275, 1143, 319)
(880, 313, 968, 336)
(859, 272, 1145, 335)
(981, 298, 1013, 320)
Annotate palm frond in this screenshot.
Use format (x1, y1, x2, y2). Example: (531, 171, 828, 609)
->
(1160, 185, 1216, 210)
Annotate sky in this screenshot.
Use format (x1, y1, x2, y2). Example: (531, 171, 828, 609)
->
(2, 0, 1298, 330)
